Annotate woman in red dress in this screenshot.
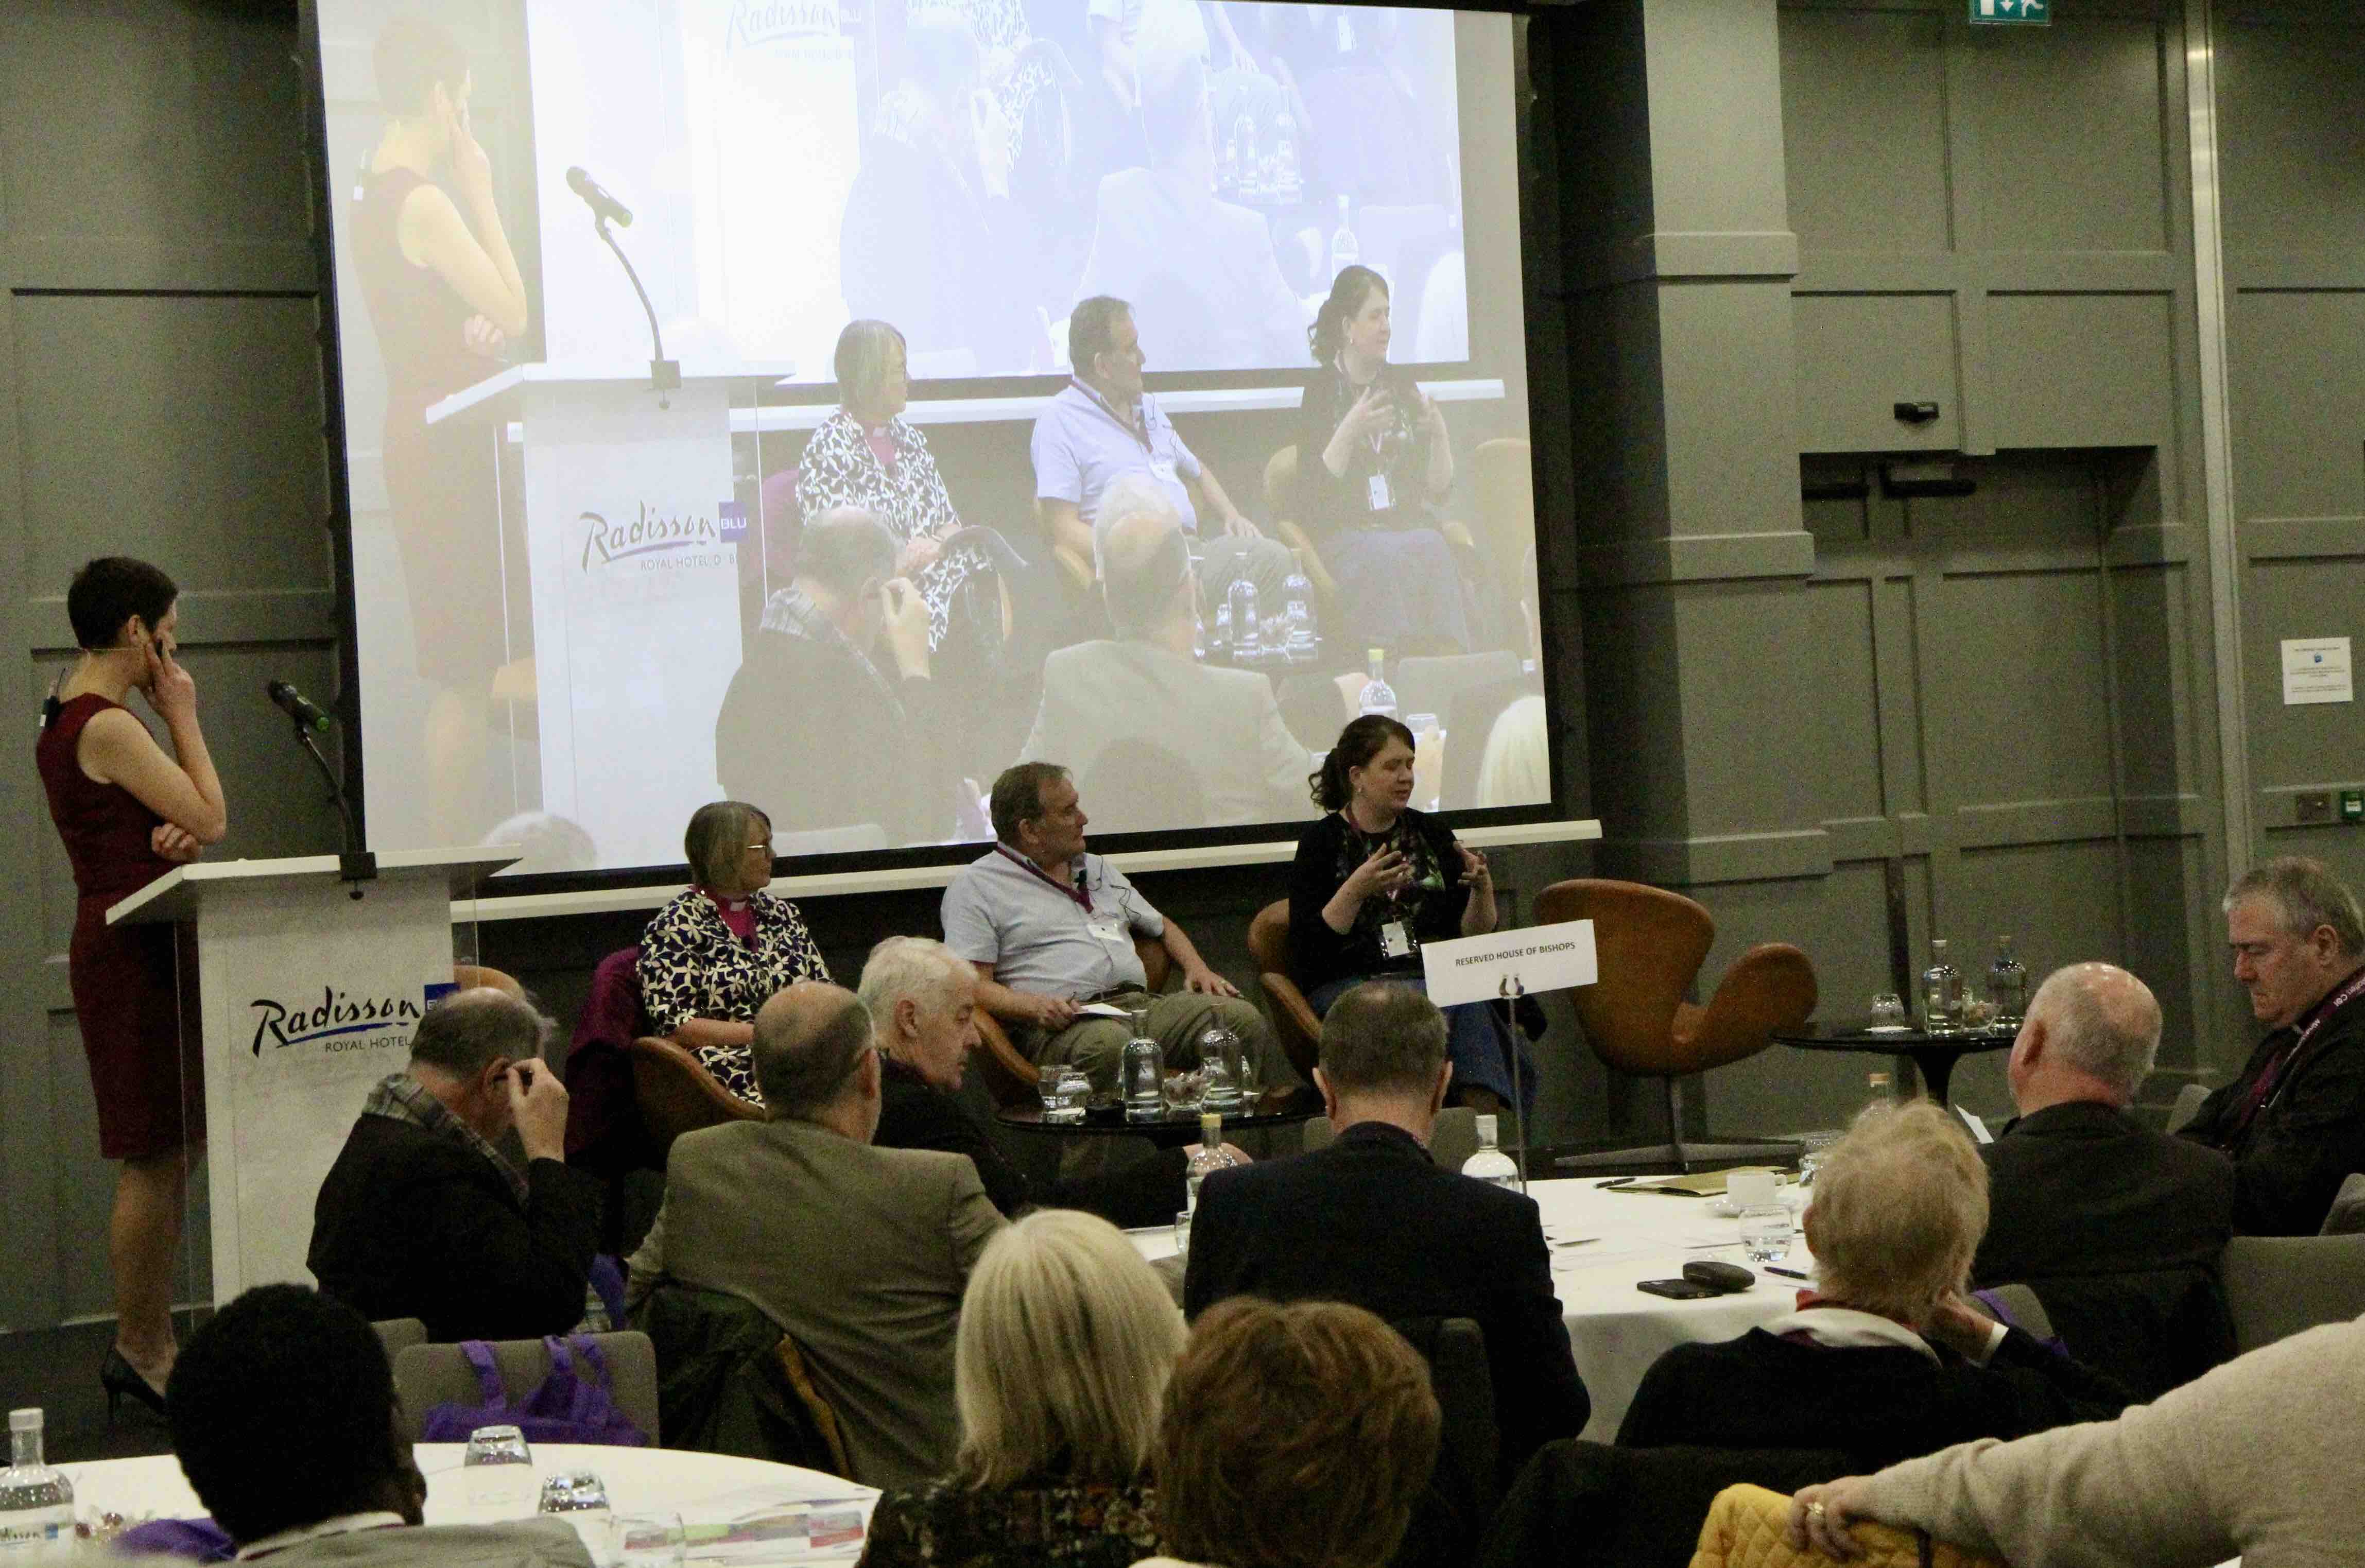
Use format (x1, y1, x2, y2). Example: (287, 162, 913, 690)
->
(36, 558, 226, 1418)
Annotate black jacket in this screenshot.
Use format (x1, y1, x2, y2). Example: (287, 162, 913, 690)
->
(309, 1114, 601, 1344)
(1975, 1099, 2235, 1399)
(871, 1056, 1188, 1229)
(1478, 1440, 1853, 1568)
(1287, 808, 1470, 995)
(2179, 973, 2365, 1235)
(1183, 1121, 1590, 1474)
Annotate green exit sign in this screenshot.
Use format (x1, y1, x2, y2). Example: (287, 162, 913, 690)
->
(1971, 0, 2051, 21)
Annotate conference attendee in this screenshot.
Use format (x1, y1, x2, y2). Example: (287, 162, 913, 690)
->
(309, 989, 600, 1345)
(1031, 294, 1291, 613)
(1135, 1298, 1441, 1568)
(1018, 495, 1312, 831)
(1073, 49, 1305, 372)
(1286, 714, 1531, 1114)
(861, 937, 1210, 1227)
(941, 762, 1286, 1095)
(168, 1285, 597, 1568)
(36, 556, 225, 1417)
(798, 319, 1003, 653)
(1292, 265, 1475, 657)
(1616, 1101, 2131, 1469)
(1973, 962, 2235, 1399)
(628, 983, 1005, 1488)
(637, 801, 831, 1106)
(860, 1210, 1180, 1568)
(1474, 693, 1547, 809)
(1787, 1312, 2365, 1568)
(713, 509, 953, 843)
(1183, 983, 1588, 1475)
(2179, 855, 2365, 1234)
(351, 16, 531, 845)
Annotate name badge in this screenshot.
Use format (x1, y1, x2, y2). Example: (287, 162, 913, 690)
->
(1087, 914, 1130, 945)
(1380, 920, 1413, 959)
(1151, 457, 1179, 486)
(1367, 472, 1394, 512)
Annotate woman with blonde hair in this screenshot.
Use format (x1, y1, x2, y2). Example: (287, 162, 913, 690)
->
(859, 1210, 1183, 1567)
(1615, 1100, 2131, 1470)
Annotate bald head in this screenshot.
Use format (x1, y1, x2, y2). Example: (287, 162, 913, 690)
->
(1101, 506, 1193, 637)
(2012, 962, 2161, 1108)
(408, 987, 547, 1077)
(751, 981, 879, 1124)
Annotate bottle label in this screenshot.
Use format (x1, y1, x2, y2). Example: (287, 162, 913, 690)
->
(0, 1524, 64, 1549)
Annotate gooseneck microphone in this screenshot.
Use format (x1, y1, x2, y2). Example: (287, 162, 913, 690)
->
(565, 166, 634, 228)
(266, 679, 332, 735)
(264, 680, 373, 887)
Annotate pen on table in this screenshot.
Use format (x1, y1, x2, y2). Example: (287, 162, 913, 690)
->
(1596, 1177, 1638, 1188)
(1766, 1266, 1810, 1280)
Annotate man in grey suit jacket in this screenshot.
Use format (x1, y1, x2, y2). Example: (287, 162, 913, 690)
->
(627, 983, 1006, 1488)
(1020, 500, 1314, 833)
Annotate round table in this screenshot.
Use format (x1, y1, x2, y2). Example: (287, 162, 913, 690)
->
(1770, 1022, 2016, 1104)
(997, 1099, 1319, 1149)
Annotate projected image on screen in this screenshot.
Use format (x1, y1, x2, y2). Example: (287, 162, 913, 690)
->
(316, 0, 1546, 874)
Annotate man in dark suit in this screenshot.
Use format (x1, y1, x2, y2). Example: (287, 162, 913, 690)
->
(309, 988, 600, 1343)
(1184, 981, 1589, 1472)
(1974, 962, 2235, 1398)
(2180, 856, 2365, 1235)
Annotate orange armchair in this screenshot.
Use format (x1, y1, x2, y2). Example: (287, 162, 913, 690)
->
(1534, 878, 1817, 1173)
(1246, 899, 1326, 1087)
(970, 936, 1175, 1110)
(628, 1036, 764, 1156)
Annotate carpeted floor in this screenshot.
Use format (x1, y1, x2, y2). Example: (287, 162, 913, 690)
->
(0, 1319, 184, 1463)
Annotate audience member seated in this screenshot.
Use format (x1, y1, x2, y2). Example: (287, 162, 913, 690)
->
(1616, 1101, 2131, 1469)
(1292, 266, 1478, 657)
(1031, 295, 1291, 615)
(1287, 715, 1530, 1114)
(1788, 1310, 2365, 1568)
(628, 983, 1005, 1488)
(166, 1284, 595, 1568)
(1184, 983, 1587, 1476)
(2179, 855, 2365, 1235)
(861, 1210, 1181, 1568)
(862, 936, 1213, 1227)
(1020, 491, 1312, 830)
(1474, 693, 1546, 809)
(941, 763, 1287, 1096)
(1134, 1298, 1441, 1568)
(636, 801, 831, 1107)
(308, 989, 599, 1344)
(714, 510, 953, 842)
(799, 319, 1011, 656)
(1973, 961, 2235, 1399)
(1073, 49, 1304, 371)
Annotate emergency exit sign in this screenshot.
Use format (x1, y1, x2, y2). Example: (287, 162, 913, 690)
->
(1972, 0, 2050, 21)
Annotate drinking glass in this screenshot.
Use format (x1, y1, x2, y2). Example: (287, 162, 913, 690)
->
(539, 1473, 612, 1562)
(1867, 993, 1906, 1026)
(1052, 1065, 1090, 1122)
(1162, 1070, 1205, 1116)
(609, 1513, 685, 1568)
(1797, 1129, 1843, 1187)
(1739, 1205, 1793, 1264)
(462, 1425, 534, 1512)
(1172, 1207, 1193, 1257)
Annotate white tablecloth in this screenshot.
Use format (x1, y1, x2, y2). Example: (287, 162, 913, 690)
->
(1142, 1175, 1811, 1441)
(61, 1444, 877, 1555)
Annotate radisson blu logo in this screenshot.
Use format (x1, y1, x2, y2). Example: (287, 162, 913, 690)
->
(250, 988, 422, 1056)
(726, 0, 840, 50)
(578, 503, 723, 570)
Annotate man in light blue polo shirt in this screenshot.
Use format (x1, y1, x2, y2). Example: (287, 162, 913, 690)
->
(1031, 295, 1294, 617)
(941, 761, 1289, 1094)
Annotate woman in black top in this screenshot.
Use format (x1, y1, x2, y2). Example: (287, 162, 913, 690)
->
(1287, 715, 1534, 1113)
(1293, 265, 1474, 656)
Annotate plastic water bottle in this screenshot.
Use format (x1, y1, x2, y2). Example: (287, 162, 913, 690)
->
(1282, 549, 1317, 660)
(1460, 1114, 1521, 1193)
(1356, 648, 1396, 717)
(1227, 577, 1261, 662)
(1121, 1029, 1165, 1124)
(1864, 1071, 1895, 1114)
(1987, 936, 2028, 1029)
(1185, 1113, 1241, 1205)
(1330, 194, 1359, 280)
(0, 1410, 72, 1556)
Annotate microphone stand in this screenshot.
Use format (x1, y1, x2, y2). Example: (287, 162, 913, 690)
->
(593, 212, 681, 402)
(1498, 974, 1531, 1191)
(287, 716, 375, 888)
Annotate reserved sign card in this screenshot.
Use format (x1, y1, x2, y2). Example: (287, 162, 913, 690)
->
(1421, 920, 1598, 1007)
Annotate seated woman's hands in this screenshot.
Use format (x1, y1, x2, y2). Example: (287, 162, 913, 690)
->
(1787, 1477, 1881, 1560)
(1337, 383, 1396, 445)
(1341, 846, 1413, 904)
(896, 534, 945, 577)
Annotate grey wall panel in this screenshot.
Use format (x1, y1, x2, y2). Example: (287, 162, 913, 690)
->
(1985, 293, 2177, 450)
(1958, 16, 2171, 255)
(2214, 15, 2365, 260)
(1929, 571, 2117, 803)
(1791, 294, 1961, 453)
(1776, 9, 1950, 254)
(2224, 291, 2365, 521)
(1800, 579, 1886, 825)
(2240, 555, 2365, 791)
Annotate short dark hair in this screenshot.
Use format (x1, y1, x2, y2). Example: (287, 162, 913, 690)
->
(2225, 856, 2365, 958)
(1318, 981, 1447, 1096)
(752, 989, 877, 1117)
(1069, 297, 1133, 383)
(372, 16, 468, 117)
(1308, 264, 1388, 366)
(798, 507, 898, 597)
(685, 799, 770, 888)
(407, 988, 549, 1076)
(1155, 1298, 1440, 1568)
(167, 1285, 407, 1543)
(990, 762, 1072, 847)
(834, 319, 907, 409)
(66, 557, 177, 650)
(1310, 713, 1416, 811)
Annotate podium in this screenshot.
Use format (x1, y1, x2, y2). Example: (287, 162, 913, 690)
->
(108, 848, 517, 1302)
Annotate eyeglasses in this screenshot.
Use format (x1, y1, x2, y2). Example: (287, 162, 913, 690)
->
(746, 841, 774, 853)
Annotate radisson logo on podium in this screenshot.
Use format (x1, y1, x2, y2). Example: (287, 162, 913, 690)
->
(249, 988, 422, 1056)
(577, 504, 724, 570)
(727, 0, 840, 50)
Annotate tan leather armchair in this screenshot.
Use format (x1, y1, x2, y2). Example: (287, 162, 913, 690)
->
(1246, 899, 1326, 1087)
(628, 1035, 764, 1155)
(970, 935, 1175, 1110)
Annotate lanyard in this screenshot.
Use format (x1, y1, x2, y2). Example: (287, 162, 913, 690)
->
(996, 844, 1093, 912)
(2233, 966, 2365, 1135)
(1073, 377, 1152, 454)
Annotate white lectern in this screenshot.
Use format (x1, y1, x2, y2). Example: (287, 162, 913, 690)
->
(108, 848, 517, 1302)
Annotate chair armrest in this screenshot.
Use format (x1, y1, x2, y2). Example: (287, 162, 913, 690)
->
(1258, 973, 1324, 1085)
(627, 1036, 762, 1154)
(971, 1011, 1041, 1109)
(1052, 540, 1094, 592)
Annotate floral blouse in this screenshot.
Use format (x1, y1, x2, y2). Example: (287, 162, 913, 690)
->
(798, 409, 987, 650)
(858, 1477, 1158, 1568)
(637, 889, 831, 1105)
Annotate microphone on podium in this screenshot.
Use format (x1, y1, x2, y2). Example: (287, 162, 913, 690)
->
(266, 680, 333, 735)
(565, 166, 634, 228)
(565, 162, 678, 398)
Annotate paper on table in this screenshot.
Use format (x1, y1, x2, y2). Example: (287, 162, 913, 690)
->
(682, 1498, 870, 1563)
(1957, 1107, 1993, 1144)
(1075, 1002, 1133, 1019)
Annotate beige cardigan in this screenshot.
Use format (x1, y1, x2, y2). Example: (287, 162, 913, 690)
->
(1861, 1311, 2365, 1567)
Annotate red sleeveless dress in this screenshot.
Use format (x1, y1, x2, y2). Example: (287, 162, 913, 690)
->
(36, 695, 203, 1159)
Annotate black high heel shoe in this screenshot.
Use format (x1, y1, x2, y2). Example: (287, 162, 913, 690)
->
(101, 1348, 168, 1424)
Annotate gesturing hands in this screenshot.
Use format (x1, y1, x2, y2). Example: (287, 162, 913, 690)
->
(1340, 383, 1396, 444)
(1457, 845, 1492, 891)
(1344, 845, 1414, 903)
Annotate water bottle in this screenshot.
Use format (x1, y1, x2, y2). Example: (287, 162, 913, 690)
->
(1210, 593, 1232, 655)
(1121, 1030, 1165, 1124)
(0, 1410, 72, 1556)
(1234, 115, 1261, 200)
(1330, 194, 1359, 280)
(1460, 1114, 1521, 1193)
(1274, 111, 1300, 201)
(1227, 577, 1261, 662)
(1198, 1024, 1242, 1111)
(1922, 938, 1964, 1036)
(1987, 936, 2027, 1029)
(1185, 1113, 1241, 1205)
(1282, 549, 1317, 660)
(1864, 1071, 1895, 1114)
(1356, 648, 1397, 717)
